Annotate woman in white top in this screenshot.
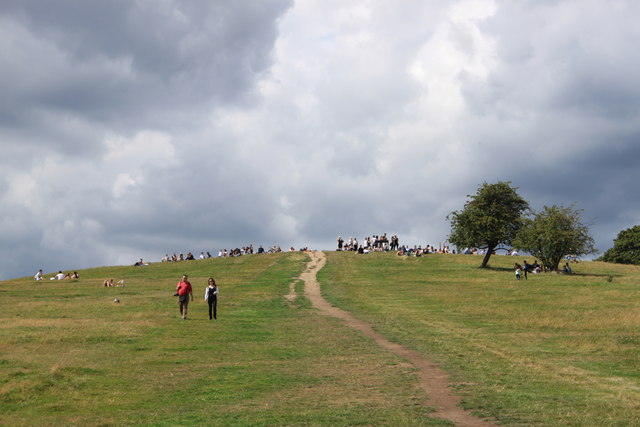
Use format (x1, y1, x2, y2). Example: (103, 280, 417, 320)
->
(204, 278, 219, 320)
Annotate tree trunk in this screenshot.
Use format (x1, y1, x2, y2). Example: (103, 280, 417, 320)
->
(481, 245, 494, 268)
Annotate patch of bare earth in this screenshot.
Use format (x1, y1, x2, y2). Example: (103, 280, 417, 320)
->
(298, 251, 497, 427)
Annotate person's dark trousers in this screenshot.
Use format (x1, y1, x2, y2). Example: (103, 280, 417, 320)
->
(208, 298, 217, 319)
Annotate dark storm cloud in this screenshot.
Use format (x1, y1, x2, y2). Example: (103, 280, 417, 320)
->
(465, 1, 640, 119)
(1, 1, 639, 279)
(455, 1, 640, 253)
(0, 1, 293, 279)
(0, 1, 291, 132)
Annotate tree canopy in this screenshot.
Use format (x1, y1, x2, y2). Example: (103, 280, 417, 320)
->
(512, 205, 596, 271)
(598, 225, 640, 265)
(448, 181, 530, 268)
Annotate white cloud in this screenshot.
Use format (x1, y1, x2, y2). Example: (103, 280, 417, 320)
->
(112, 173, 138, 199)
(105, 130, 177, 168)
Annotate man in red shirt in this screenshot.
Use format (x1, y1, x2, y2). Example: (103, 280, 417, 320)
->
(176, 274, 194, 320)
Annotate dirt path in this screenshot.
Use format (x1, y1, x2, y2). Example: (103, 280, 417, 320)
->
(298, 251, 496, 427)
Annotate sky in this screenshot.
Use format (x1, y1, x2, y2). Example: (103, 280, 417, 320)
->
(1, 0, 639, 279)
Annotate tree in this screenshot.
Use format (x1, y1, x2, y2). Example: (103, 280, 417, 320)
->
(512, 205, 596, 271)
(598, 225, 640, 265)
(448, 181, 530, 268)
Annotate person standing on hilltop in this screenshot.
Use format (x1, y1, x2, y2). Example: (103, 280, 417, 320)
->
(204, 277, 219, 320)
(176, 274, 194, 320)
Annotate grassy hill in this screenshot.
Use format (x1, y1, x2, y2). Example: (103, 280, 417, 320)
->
(1, 252, 638, 426)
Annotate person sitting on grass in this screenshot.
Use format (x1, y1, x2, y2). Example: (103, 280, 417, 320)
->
(562, 263, 573, 274)
(104, 278, 114, 287)
(531, 260, 541, 273)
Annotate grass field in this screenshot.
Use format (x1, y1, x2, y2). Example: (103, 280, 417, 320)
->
(0, 252, 638, 426)
(319, 252, 640, 426)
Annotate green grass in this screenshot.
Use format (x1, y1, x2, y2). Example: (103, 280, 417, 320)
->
(0, 254, 434, 426)
(1, 252, 638, 426)
(319, 252, 640, 426)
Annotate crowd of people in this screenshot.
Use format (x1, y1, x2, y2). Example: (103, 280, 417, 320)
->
(513, 260, 573, 279)
(160, 245, 298, 262)
(155, 235, 462, 262)
(33, 234, 581, 295)
(395, 245, 452, 256)
(336, 234, 401, 252)
(29, 233, 584, 326)
(34, 269, 79, 281)
(336, 234, 454, 257)
(514, 260, 543, 280)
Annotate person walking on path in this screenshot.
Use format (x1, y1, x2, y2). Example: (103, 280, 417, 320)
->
(204, 277, 219, 320)
(176, 274, 193, 320)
